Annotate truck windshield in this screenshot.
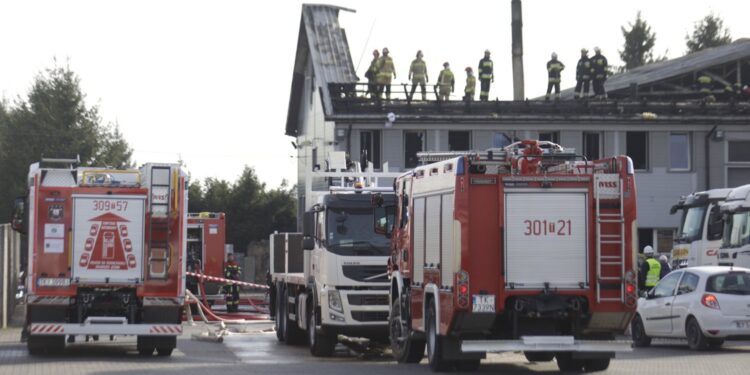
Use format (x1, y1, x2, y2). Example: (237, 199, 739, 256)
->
(723, 212, 750, 248)
(326, 207, 393, 256)
(677, 205, 707, 242)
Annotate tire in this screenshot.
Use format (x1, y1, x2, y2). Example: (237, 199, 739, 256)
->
(584, 358, 611, 372)
(28, 335, 64, 355)
(555, 352, 584, 372)
(156, 347, 174, 357)
(275, 286, 286, 343)
(631, 315, 652, 348)
(686, 317, 709, 351)
(137, 336, 155, 356)
(708, 338, 725, 348)
(308, 304, 336, 357)
(524, 351, 555, 362)
(389, 294, 425, 364)
(283, 289, 305, 345)
(455, 359, 481, 371)
(426, 303, 452, 372)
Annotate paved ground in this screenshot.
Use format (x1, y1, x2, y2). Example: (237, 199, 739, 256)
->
(2, 320, 750, 375)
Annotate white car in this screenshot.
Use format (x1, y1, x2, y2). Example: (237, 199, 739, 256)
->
(632, 266, 750, 350)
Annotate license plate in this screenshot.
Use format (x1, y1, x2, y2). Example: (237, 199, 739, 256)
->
(472, 295, 495, 313)
(735, 320, 750, 329)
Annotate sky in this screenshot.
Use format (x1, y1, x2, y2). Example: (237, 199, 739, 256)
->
(1, 0, 749, 189)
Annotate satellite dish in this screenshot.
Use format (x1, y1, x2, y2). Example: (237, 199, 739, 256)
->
(385, 112, 396, 128)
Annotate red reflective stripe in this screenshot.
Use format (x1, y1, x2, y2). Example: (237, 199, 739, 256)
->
(53, 325, 63, 333)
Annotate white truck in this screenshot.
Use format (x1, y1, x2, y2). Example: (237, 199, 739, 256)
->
(670, 188, 733, 268)
(718, 184, 750, 267)
(270, 168, 400, 356)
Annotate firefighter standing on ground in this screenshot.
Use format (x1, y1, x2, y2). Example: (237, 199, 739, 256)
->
(478, 50, 494, 101)
(376, 47, 396, 100)
(546, 52, 565, 100)
(591, 47, 609, 99)
(639, 246, 661, 291)
(464, 67, 476, 102)
(575, 48, 592, 99)
(437, 62, 455, 101)
(409, 50, 428, 101)
(366, 49, 380, 99)
(224, 254, 241, 313)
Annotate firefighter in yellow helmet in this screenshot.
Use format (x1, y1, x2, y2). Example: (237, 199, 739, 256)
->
(464, 67, 476, 102)
(375, 47, 396, 100)
(437, 62, 455, 101)
(223, 253, 242, 313)
(409, 50, 428, 101)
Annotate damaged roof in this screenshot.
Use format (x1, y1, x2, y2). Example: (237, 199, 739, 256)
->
(285, 4, 358, 136)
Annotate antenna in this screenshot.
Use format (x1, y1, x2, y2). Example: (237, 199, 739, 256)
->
(354, 19, 377, 72)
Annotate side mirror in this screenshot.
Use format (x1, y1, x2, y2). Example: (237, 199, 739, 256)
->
(303, 211, 315, 238)
(707, 206, 724, 241)
(11, 196, 26, 234)
(302, 237, 315, 250)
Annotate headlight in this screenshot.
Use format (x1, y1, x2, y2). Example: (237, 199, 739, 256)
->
(37, 278, 71, 287)
(328, 290, 343, 313)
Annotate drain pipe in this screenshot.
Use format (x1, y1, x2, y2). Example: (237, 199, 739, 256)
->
(705, 125, 718, 190)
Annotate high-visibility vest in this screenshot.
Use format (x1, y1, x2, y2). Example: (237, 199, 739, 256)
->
(438, 68, 454, 88)
(698, 75, 713, 93)
(591, 54, 608, 79)
(645, 258, 661, 287)
(376, 56, 395, 83)
(465, 75, 476, 94)
(366, 57, 379, 80)
(576, 57, 592, 80)
(225, 262, 241, 279)
(547, 59, 565, 83)
(410, 59, 427, 82)
(478, 57, 493, 80)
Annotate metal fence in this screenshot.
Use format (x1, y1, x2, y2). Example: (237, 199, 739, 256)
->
(0, 223, 22, 328)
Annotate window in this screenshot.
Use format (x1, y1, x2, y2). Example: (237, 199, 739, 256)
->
(728, 141, 750, 162)
(360, 130, 381, 169)
(404, 131, 425, 168)
(728, 168, 750, 187)
(493, 132, 515, 148)
(669, 133, 690, 171)
(638, 228, 653, 254)
(656, 229, 674, 253)
(652, 271, 681, 298)
(626, 132, 648, 170)
(728, 140, 750, 186)
(539, 131, 559, 144)
(706, 272, 750, 295)
(583, 132, 601, 161)
(677, 272, 700, 295)
(448, 131, 471, 151)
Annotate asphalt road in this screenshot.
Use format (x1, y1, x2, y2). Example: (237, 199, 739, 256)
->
(2, 322, 750, 375)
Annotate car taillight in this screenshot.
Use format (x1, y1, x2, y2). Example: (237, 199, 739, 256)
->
(701, 294, 721, 310)
(456, 270, 469, 309)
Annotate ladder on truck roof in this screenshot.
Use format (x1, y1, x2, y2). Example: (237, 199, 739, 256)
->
(595, 174, 626, 303)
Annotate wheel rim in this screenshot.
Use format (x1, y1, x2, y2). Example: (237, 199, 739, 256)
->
(390, 297, 407, 354)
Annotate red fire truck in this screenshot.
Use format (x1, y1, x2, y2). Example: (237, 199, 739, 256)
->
(12, 158, 187, 356)
(187, 212, 227, 296)
(388, 140, 637, 372)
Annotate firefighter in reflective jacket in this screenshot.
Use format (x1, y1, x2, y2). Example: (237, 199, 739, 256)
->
(224, 254, 241, 313)
(376, 47, 396, 100)
(591, 47, 609, 100)
(697, 72, 716, 101)
(478, 50, 494, 101)
(639, 246, 661, 290)
(464, 67, 476, 102)
(575, 48, 593, 99)
(545, 52, 565, 100)
(437, 62, 455, 101)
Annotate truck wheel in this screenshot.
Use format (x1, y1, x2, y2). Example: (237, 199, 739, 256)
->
(389, 295, 424, 363)
(137, 336, 155, 356)
(426, 303, 452, 372)
(308, 304, 336, 357)
(631, 315, 651, 347)
(524, 351, 555, 362)
(584, 358, 611, 372)
(275, 287, 287, 342)
(555, 352, 584, 372)
(686, 317, 709, 351)
(156, 347, 174, 356)
(28, 335, 64, 355)
(455, 359, 481, 371)
(283, 289, 305, 345)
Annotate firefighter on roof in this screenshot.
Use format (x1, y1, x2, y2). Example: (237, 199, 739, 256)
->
(375, 47, 396, 100)
(478, 49, 494, 101)
(224, 253, 241, 313)
(437, 62, 455, 101)
(545, 52, 565, 101)
(409, 50, 428, 101)
(575, 48, 592, 99)
(464, 67, 476, 102)
(591, 47, 609, 100)
(366, 49, 380, 99)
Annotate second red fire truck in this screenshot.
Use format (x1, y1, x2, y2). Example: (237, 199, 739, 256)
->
(388, 140, 637, 372)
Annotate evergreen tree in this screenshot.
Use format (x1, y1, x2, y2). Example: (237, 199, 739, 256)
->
(686, 13, 732, 54)
(619, 12, 657, 71)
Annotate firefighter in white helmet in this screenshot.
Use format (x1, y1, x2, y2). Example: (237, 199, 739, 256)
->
(638, 245, 661, 292)
(545, 52, 565, 101)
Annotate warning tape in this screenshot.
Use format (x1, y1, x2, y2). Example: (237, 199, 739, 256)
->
(186, 272, 269, 290)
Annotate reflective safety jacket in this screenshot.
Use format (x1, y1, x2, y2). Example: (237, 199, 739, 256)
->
(576, 57, 592, 80)
(409, 58, 428, 82)
(698, 75, 713, 93)
(645, 258, 661, 287)
(225, 261, 241, 280)
(376, 56, 396, 84)
(591, 53, 608, 79)
(465, 74, 476, 95)
(478, 57, 493, 81)
(547, 59, 565, 83)
(438, 68, 455, 91)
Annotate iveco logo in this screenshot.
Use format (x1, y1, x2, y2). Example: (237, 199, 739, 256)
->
(598, 181, 617, 188)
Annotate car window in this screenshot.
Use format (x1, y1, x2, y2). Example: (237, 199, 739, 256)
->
(653, 271, 682, 298)
(706, 272, 750, 295)
(677, 272, 700, 295)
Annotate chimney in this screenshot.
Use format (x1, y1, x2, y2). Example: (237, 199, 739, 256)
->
(511, 0, 524, 100)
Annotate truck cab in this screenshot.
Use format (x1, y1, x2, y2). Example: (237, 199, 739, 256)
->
(670, 188, 733, 268)
(718, 184, 750, 267)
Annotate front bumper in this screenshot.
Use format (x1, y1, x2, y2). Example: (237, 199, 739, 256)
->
(320, 287, 389, 327)
(461, 336, 633, 353)
(30, 317, 182, 336)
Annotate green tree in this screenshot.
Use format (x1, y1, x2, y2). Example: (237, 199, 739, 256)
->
(0, 64, 133, 218)
(619, 12, 657, 71)
(686, 13, 732, 54)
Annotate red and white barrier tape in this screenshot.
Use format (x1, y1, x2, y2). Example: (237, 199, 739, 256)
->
(186, 272, 269, 289)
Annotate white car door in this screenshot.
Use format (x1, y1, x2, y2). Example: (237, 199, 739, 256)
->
(640, 271, 682, 335)
(668, 271, 701, 337)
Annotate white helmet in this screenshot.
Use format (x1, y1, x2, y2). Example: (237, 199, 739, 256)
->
(594, 46, 601, 53)
(551, 52, 558, 59)
(643, 245, 654, 255)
